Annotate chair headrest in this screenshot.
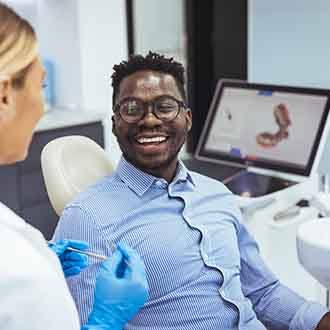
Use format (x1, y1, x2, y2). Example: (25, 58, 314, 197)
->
(41, 135, 114, 216)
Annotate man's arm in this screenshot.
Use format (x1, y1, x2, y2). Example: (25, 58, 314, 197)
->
(53, 206, 149, 330)
(237, 222, 328, 330)
(53, 204, 114, 325)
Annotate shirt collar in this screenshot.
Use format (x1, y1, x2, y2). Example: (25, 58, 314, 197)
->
(116, 156, 195, 196)
(173, 159, 195, 186)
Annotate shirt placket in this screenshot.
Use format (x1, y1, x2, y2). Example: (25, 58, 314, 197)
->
(177, 193, 244, 329)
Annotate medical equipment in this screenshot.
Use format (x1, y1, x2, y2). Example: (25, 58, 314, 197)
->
(309, 193, 330, 217)
(273, 198, 310, 222)
(195, 79, 330, 197)
(62, 246, 107, 261)
(48, 241, 132, 267)
(239, 196, 276, 217)
(48, 240, 107, 261)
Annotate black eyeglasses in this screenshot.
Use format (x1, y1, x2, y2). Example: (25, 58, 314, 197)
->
(114, 95, 187, 124)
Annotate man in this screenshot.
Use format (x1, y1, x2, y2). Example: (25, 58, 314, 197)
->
(53, 52, 330, 329)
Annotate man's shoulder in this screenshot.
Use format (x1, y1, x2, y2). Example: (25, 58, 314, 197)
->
(189, 170, 231, 193)
(188, 171, 242, 227)
(68, 173, 127, 208)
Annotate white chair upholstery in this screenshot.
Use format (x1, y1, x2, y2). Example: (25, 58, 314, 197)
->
(41, 135, 114, 216)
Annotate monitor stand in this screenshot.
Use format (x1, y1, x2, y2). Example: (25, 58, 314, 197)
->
(183, 157, 298, 198)
(223, 170, 297, 198)
(183, 157, 242, 181)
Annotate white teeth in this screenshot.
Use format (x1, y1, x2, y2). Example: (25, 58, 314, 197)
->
(137, 136, 166, 144)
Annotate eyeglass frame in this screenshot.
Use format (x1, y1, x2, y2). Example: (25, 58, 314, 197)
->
(113, 95, 188, 124)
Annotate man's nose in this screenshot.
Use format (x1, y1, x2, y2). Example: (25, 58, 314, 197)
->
(138, 105, 162, 126)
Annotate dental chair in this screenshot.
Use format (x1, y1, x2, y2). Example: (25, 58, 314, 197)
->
(41, 135, 114, 216)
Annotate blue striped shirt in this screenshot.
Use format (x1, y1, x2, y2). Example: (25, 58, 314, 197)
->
(53, 157, 327, 330)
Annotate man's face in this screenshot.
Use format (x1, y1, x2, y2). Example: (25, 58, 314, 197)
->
(112, 70, 192, 180)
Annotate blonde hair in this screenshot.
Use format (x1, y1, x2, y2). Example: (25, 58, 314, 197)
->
(0, 3, 38, 86)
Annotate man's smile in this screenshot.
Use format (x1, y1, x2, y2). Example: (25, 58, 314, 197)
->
(135, 135, 168, 144)
(133, 134, 170, 153)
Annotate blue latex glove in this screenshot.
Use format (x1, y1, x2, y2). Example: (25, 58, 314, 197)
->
(48, 239, 89, 277)
(83, 243, 149, 330)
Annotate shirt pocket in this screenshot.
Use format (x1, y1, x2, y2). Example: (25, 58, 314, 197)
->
(205, 222, 241, 269)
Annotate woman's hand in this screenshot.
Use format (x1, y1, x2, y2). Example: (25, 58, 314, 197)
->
(48, 239, 89, 277)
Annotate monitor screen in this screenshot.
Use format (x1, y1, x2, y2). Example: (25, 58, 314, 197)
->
(196, 80, 330, 177)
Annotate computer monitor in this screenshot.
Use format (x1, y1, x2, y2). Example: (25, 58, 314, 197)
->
(195, 79, 330, 179)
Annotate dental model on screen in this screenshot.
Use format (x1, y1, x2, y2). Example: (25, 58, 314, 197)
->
(256, 103, 292, 148)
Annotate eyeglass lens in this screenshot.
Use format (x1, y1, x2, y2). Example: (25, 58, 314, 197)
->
(118, 97, 182, 123)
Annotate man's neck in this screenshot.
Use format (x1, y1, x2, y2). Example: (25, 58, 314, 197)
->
(147, 164, 178, 183)
(124, 157, 179, 183)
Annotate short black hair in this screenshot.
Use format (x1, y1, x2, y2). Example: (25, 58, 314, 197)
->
(111, 51, 186, 106)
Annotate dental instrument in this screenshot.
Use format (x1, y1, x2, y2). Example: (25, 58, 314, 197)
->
(48, 241, 131, 267)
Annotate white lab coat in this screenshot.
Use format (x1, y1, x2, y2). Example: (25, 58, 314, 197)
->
(0, 201, 80, 330)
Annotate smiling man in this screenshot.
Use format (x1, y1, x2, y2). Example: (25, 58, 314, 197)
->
(53, 52, 330, 329)
(112, 68, 191, 182)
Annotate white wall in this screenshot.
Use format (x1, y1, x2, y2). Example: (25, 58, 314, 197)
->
(77, 1, 128, 164)
(134, 0, 184, 56)
(78, 1, 128, 112)
(249, 0, 330, 88)
(38, 0, 82, 109)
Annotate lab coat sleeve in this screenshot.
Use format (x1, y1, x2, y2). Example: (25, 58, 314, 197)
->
(0, 226, 80, 330)
(237, 221, 328, 330)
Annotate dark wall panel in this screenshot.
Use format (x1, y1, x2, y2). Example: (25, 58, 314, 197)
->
(185, 0, 247, 152)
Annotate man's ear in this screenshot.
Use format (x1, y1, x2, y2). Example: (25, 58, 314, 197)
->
(0, 77, 14, 122)
(185, 108, 192, 133)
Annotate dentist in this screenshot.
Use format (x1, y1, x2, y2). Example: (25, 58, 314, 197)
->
(0, 3, 148, 330)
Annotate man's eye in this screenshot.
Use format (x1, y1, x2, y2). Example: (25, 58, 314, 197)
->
(123, 102, 139, 115)
(157, 103, 176, 112)
(128, 105, 138, 113)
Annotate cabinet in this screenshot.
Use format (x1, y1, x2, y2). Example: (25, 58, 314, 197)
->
(0, 121, 104, 239)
